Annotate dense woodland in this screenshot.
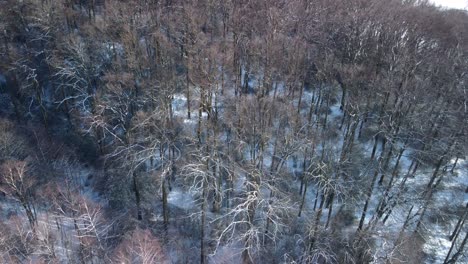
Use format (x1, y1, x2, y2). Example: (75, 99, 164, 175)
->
(0, 0, 467, 263)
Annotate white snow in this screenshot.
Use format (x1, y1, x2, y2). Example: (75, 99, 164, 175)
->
(167, 187, 196, 210)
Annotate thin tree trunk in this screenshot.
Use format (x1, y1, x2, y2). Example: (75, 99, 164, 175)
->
(298, 179, 308, 217)
(162, 179, 169, 231)
(451, 156, 459, 174)
(376, 147, 405, 220)
(394, 205, 414, 247)
(370, 135, 379, 161)
(133, 171, 142, 221)
(297, 81, 305, 115)
(378, 143, 394, 185)
(358, 147, 385, 231)
(200, 176, 206, 264)
(444, 227, 468, 264)
(309, 193, 325, 252)
(325, 192, 334, 228)
(449, 203, 467, 241)
(358, 168, 379, 231)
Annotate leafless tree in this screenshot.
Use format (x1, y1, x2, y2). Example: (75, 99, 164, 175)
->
(0, 160, 37, 229)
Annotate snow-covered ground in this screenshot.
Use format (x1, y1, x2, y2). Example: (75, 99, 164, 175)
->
(167, 187, 196, 210)
(168, 86, 468, 263)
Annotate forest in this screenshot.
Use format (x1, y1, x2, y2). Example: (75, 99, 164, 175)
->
(0, 0, 467, 263)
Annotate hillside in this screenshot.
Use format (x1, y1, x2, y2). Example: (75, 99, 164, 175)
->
(0, 0, 467, 263)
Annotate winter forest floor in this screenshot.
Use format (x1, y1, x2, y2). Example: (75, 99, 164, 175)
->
(1, 1, 467, 263)
(1, 82, 467, 264)
(165, 89, 468, 263)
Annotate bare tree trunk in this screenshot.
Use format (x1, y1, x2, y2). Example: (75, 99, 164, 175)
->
(358, 144, 386, 231)
(200, 177, 206, 264)
(307, 88, 316, 124)
(357, 168, 379, 231)
(449, 203, 467, 241)
(133, 171, 142, 221)
(298, 178, 308, 217)
(416, 138, 457, 231)
(309, 193, 325, 252)
(325, 192, 334, 228)
(451, 156, 459, 174)
(375, 147, 405, 220)
(394, 205, 414, 246)
(322, 92, 331, 129)
(378, 143, 394, 185)
(297, 81, 305, 115)
(370, 134, 379, 161)
(20, 197, 37, 230)
(444, 226, 467, 264)
(162, 179, 169, 231)
(197, 100, 203, 144)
